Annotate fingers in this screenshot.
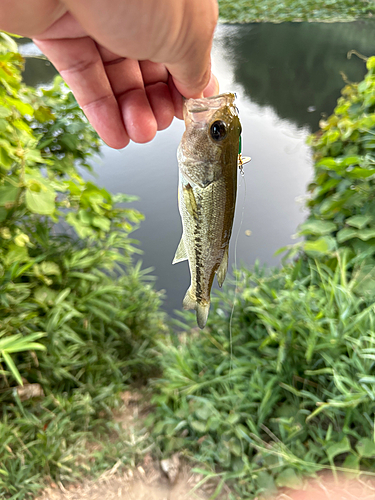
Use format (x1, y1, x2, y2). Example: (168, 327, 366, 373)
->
(98, 48, 157, 143)
(203, 73, 220, 98)
(34, 36, 177, 146)
(139, 61, 174, 131)
(161, 0, 219, 98)
(36, 11, 87, 39)
(34, 37, 129, 149)
(98, 51, 174, 140)
(168, 71, 219, 121)
(33, 0, 219, 148)
(61, 0, 218, 99)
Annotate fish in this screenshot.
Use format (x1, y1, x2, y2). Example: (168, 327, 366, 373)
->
(173, 93, 247, 329)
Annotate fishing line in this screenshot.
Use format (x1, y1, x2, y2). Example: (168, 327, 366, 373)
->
(229, 160, 247, 373)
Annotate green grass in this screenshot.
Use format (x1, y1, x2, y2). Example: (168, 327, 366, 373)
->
(0, 33, 168, 499)
(219, 0, 375, 22)
(0, 389, 153, 498)
(151, 257, 375, 498)
(150, 57, 375, 498)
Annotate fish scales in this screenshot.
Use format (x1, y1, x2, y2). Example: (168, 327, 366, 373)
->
(173, 93, 242, 329)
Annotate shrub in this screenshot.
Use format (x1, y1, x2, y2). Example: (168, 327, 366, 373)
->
(0, 32, 167, 498)
(151, 58, 375, 498)
(218, 0, 375, 23)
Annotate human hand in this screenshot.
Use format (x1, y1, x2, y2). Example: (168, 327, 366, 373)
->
(0, 0, 219, 149)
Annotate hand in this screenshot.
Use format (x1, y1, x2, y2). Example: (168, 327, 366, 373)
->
(0, 0, 219, 149)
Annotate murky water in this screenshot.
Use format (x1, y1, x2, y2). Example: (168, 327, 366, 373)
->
(20, 21, 375, 314)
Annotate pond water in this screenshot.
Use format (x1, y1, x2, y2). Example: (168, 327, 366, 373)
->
(20, 21, 375, 315)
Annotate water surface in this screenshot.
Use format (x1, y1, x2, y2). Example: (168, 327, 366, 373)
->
(20, 21, 375, 314)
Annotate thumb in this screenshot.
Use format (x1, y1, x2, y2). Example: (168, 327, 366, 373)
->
(168, 59, 213, 99)
(165, 0, 218, 98)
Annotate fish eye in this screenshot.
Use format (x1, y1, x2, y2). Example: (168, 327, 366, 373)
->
(210, 120, 227, 142)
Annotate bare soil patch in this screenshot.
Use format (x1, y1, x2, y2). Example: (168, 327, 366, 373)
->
(36, 391, 229, 500)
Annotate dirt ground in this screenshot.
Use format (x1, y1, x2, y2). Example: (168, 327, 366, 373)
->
(36, 459, 226, 500)
(36, 391, 229, 500)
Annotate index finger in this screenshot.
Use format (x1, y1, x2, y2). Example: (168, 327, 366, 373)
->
(34, 36, 129, 149)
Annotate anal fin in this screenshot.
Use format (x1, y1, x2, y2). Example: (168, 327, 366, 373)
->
(216, 246, 229, 288)
(172, 237, 188, 264)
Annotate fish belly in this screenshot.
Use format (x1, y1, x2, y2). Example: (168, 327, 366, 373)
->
(177, 173, 234, 328)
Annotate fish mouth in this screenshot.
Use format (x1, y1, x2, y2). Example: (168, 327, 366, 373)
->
(184, 93, 237, 116)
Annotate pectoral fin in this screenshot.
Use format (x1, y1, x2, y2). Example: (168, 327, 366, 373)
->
(216, 246, 229, 288)
(183, 184, 198, 220)
(172, 237, 188, 264)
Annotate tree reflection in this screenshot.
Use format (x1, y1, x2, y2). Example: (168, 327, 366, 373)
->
(222, 20, 375, 131)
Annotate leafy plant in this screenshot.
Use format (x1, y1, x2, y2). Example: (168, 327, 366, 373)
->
(151, 57, 375, 498)
(218, 0, 375, 23)
(0, 32, 167, 499)
(152, 256, 375, 498)
(297, 57, 375, 261)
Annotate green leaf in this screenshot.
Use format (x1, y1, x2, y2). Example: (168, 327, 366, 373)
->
(343, 454, 360, 478)
(59, 134, 78, 150)
(356, 438, 375, 458)
(195, 404, 212, 421)
(34, 286, 58, 304)
(366, 57, 375, 71)
(316, 157, 338, 169)
(26, 185, 55, 215)
(304, 236, 336, 256)
(346, 215, 372, 229)
(0, 207, 7, 222)
(7, 97, 34, 116)
(226, 437, 242, 456)
(55, 288, 71, 305)
(299, 219, 337, 236)
(356, 229, 375, 241)
(190, 420, 207, 433)
(1, 351, 23, 386)
(0, 107, 12, 118)
(353, 265, 375, 295)
(0, 182, 19, 206)
(92, 216, 111, 231)
(40, 261, 60, 275)
(336, 227, 358, 243)
(226, 413, 241, 425)
(0, 146, 12, 168)
(4, 244, 28, 265)
(326, 436, 351, 461)
(25, 148, 44, 165)
(347, 167, 375, 179)
(257, 471, 276, 493)
(34, 106, 54, 123)
(66, 212, 94, 238)
(275, 468, 302, 489)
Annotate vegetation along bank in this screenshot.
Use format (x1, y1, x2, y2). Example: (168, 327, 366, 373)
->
(150, 56, 375, 497)
(1, 10, 375, 500)
(218, 0, 375, 23)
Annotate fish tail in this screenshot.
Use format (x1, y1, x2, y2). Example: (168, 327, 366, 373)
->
(183, 287, 210, 329)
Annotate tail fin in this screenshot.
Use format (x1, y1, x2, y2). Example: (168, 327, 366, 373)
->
(183, 287, 210, 329)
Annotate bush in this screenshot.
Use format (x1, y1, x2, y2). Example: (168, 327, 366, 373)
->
(218, 0, 375, 23)
(0, 32, 167, 498)
(151, 58, 375, 498)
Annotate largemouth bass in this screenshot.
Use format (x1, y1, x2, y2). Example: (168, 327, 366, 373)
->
(173, 93, 243, 329)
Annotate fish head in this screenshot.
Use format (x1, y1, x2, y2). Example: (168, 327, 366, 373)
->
(178, 93, 241, 187)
